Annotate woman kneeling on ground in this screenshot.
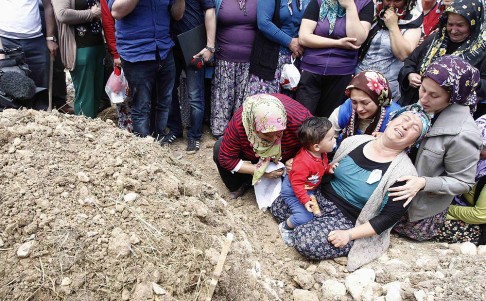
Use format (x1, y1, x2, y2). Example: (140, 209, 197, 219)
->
(271, 104, 431, 271)
(390, 56, 482, 241)
(213, 93, 312, 199)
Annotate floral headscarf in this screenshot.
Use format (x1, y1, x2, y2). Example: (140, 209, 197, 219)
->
(319, 0, 346, 35)
(242, 94, 287, 185)
(475, 114, 486, 180)
(418, 0, 485, 74)
(422, 55, 480, 109)
(389, 103, 432, 147)
(342, 71, 392, 139)
(359, 0, 423, 60)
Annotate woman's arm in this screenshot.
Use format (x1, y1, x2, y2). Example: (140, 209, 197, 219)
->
(100, 0, 120, 63)
(340, 0, 371, 45)
(299, 19, 360, 49)
(447, 186, 486, 224)
(110, 0, 139, 20)
(51, 0, 100, 24)
(257, 0, 293, 48)
(383, 8, 421, 61)
(170, 0, 185, 21)
(328, 222, 376, 247)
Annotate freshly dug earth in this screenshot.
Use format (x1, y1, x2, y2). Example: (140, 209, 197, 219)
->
(0, 109, 485, 301)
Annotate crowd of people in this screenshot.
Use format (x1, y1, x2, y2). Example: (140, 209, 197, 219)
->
(1, 0, 486, 270)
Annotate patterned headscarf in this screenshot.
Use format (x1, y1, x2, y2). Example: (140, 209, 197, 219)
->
(319, 0, 346, 35)
(389, 103, 432, 146)
(418, 0, 486, 74)
(422, 55, 480, 109)
(242, 94, 287, 185)
(359, 0, 423, 60)
(342, 71, 392, 139)
(287, 0, 303, 15)
(475, 114, 486, 180)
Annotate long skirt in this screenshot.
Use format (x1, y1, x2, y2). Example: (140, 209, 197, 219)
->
(392, 209, 447, 241)
(435, 220, 481, 244)
(210, 59, 250, 137)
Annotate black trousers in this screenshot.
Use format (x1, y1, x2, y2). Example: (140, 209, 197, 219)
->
(213, 137, 252, 192)
(295, 71, 352, 117)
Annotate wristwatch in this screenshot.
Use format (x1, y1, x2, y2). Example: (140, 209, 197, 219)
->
(46, 36, 58, 43)
(205, 45, 216, 53)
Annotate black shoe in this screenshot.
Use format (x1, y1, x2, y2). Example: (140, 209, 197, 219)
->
(186, 139, 200, 154)
(229, 182, 251, 199)
(161, 132, 182, 146)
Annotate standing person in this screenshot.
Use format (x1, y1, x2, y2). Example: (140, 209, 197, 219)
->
(356, 0, 422, 102)
(422, 0, 443, 39)
(390, 56, 482, 241)
(108, 0, 185, 138)
(210, 0, 258, 139)
(329, 70, 401, 147)
(164, 0, 216, 153)
(51, 0, 105, 118)
(0, 0, 58, 109)
(295, 0, 374, 117)
(245, 0, 311, 96)
(279, 117, 338, 246)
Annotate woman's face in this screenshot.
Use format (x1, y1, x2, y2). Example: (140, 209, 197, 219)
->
(384, 112, 423, 149)
(419, 77, 450, 113)
(447, 13, 471, 43)
(383, 0, 407, 9)
(256, 130, 284, 143)
(350, 89, 379, 120)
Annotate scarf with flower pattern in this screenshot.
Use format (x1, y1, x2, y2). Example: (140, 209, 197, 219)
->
(419, 0, 485, 73)
(319, 0, 346, 35)
(242, 94, 287, 185)
(389, 103, 432, 147)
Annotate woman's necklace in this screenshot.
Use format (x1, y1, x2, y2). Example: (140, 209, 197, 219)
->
(237, 0, 248, 16)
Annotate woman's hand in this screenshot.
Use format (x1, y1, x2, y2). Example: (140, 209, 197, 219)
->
(335, 37, 360, 50)
(114, 57, 122, 67)
(285, 158, 294, 172)
(338, 0, 356, 10)
(388, 176, 426, 206)
(408, 73, 422, 88)
(194, 48, 213, 62)
(264, 168, 284, 179)
(91, 4, 102, 19)
(328, 163, 339, 174)
(383, 7, 399, 30)
(289, 38, 303, 58)
(328, 230, 351, 248)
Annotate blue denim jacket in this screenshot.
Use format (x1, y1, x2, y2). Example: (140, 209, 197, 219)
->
(108, 0, 174, 62)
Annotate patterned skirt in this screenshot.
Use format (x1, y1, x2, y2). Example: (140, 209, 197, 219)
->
(210, 59, 250, 137)
(271, 190, 354, 260)
(392, 209, 447, 241)
(435, 220, 481, 244)
(245, 49, 294, 96)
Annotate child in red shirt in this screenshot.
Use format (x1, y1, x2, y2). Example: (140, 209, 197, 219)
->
(279, 117, 337, 246)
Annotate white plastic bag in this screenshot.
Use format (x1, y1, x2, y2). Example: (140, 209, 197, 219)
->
(280, 57, 300, 91)
(105, 67, 128, 104)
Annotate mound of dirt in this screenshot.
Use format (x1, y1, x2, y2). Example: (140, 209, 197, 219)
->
(1, 109, 486, 301)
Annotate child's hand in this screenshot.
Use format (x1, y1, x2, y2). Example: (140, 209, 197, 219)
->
(305, 201, 313, 212)
(329, 163, 339, 174)
(307, 195, 322, 216)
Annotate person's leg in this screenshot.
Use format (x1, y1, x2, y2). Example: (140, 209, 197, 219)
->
(154, 51, 176, 140)
(315, 74, 352, 118)
(166, 46, 184, 139)
(293, 191, 354, 260)
(186, 66, 205, 141)
(295, 70, 322, 115)
(435, 220, 481, 244)
(52, 45, 71, 111)
(213, 137, 252, 192)
(69, 46, 103, 118)
(92, 45, 105, 116)
(392, 209, 447, 241)
(281, 177, 314, 228)
(122, 59, 157, 137)
(233, 62, 251, 114)
(211, 60, 236, 137)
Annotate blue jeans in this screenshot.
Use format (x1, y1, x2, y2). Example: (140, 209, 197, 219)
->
(121, 52, 175, 138)
(281, 176, 314, 228)
(167, 45, 205, 140)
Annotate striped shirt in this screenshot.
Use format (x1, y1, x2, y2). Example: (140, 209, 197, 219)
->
(218, 94, 312, 171)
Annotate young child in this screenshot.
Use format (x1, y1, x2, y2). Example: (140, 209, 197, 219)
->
(279, 117, 337, 246)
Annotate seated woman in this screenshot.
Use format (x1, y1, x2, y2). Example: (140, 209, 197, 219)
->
(271, 104, 431, 271)
(390, 56, 482, 241)
(213, 93, 312, 199)
(436, 115, 486, 245)
(329, 70, 401, 147)
(295, 0, 374, 117)
(356, 0, 422, 102)
(397, 0, 486, 106)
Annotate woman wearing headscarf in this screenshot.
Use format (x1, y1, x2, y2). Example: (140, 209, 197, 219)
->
(213, 94, 312, 199)
(295, 0, 374, 117)
(329, 70, 401, 146)
(356, 0, 422, 102)
(435, 115, 486, 245)
(245, 0, 311, 96)
(398, 0, 486, 106)
(389, 56, 482, 241)
(271, 104, 431, 271)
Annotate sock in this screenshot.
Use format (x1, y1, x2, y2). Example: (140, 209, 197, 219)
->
(283, 220, 293, 230)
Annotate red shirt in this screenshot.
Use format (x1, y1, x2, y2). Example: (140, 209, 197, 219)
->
(423, 2, 443, 38)
(289, 148, 331, 205)
(218, 94, 312, 171)
(100, 0, 120, 59)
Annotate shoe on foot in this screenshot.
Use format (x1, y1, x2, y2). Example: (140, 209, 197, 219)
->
(186, 139, 200, 154)
(57, 104, 74, 114)
(278, 222, 295, 247)
(161, 132, 182, 146)
(229, 182, 250, 199)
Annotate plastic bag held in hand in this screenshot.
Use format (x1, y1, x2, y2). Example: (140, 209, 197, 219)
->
(280, 57, 300, 91)
(105, 66, 128, 104)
